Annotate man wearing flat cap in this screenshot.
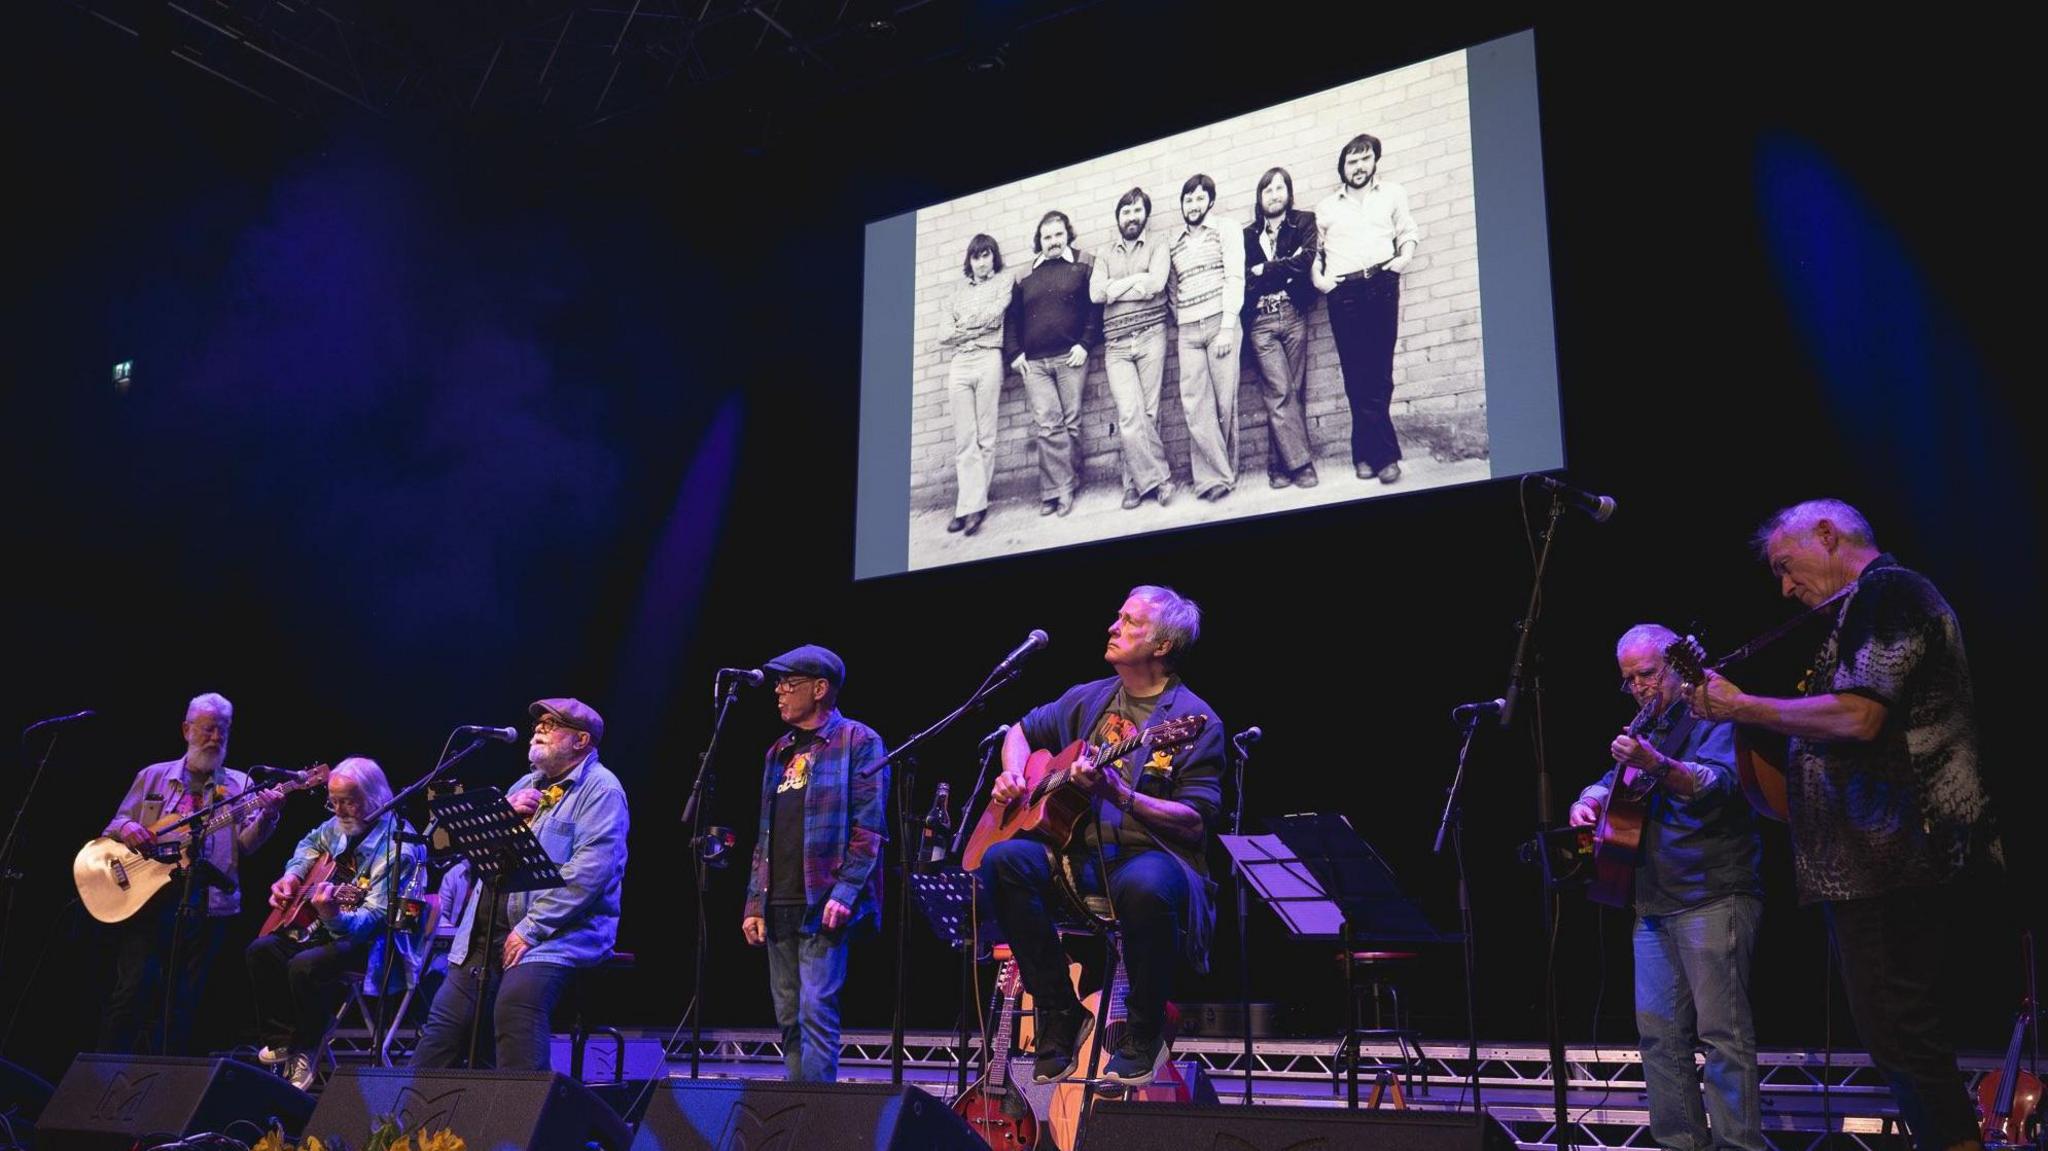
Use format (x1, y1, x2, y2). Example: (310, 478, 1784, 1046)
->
(411, 696, 630, 1071)
(740, 645, 889, 1082)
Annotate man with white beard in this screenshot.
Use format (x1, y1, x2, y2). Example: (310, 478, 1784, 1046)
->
(98, 691, 287, 1054)
(246, 757, 423, 1089)
(410, 697, 629, 1071)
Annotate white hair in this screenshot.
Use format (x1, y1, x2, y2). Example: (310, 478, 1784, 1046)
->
(1753, 498, 1876, 557)
(1615, 623, 1678, 660)
(328, 757, 393, 811)
(1130, 584, 1202, 665)
(185, 692, 234, 723)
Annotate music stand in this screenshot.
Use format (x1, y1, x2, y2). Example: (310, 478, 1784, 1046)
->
(910, 866, 997, 1092)
(426, 787, 564, 1067)
(1231, 814, 1452, 1110)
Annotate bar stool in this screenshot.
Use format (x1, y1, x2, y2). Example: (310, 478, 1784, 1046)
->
(564, 951, 636, 1084)
(1331, 949, 1428, 1108)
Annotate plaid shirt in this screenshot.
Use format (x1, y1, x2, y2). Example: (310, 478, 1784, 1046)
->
(744, 712, 889, 934)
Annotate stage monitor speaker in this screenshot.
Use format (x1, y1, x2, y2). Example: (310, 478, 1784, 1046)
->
(628, 1080, 985, 1151)
(37, 1053, 313, 1151)
(1076, 1101, 1520, 1151)
(306, 1067, 630, 1150)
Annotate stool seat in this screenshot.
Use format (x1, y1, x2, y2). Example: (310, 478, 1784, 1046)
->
(1342, 950, 1419, 964)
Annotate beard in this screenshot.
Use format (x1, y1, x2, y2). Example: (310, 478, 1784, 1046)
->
(187, 744, 225, 773)
(1183, 206, 1209, 228)
(1119, 218, 1145, 240)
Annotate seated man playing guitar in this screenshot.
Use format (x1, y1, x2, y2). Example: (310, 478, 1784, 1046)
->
(245, 757, 423, 1089)
(1570, 623, 1763, 1151)
(974, 585, 1227, 1089)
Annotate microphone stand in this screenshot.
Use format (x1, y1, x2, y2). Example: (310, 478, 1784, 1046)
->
(1230, 731, 1255, 1106)
(0, 725, 65, 989)
(1433, 712, 1486, 1117)
(1500, 483, 1571, 1149)
(154, 782, 255, 1056)
(362, 733, 497, 1061)
(678, 675, 748, 1078)
(861, 658, 1028, 1085)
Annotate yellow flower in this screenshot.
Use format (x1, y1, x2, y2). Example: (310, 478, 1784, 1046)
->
(418, 1130, 468, 1151)
(538, 783, 567, 813)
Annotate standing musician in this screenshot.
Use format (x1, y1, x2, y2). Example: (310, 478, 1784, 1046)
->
(976, 585, 1227, 1088)
(98, 691, 286, 1055)
(1571, 624, 1763, 1151)
(410, 697, 630, 1071)
(245, 757, 423, 1089)
(1691, 499, 2001, 1151)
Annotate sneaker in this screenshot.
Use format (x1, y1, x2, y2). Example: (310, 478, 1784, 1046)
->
(256, 1045, 290, 1066)
(283, 1051, 316, 1091)
(1031, 1007, 1086, 1083)
(1101, 1036, 1166, 1087)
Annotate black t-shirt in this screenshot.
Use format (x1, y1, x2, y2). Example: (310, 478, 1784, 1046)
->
(769, 735, 818, 906)
(1075, 684, 1163, 855)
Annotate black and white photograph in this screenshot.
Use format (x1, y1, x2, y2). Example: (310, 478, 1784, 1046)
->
(902, 46, 1488, 572)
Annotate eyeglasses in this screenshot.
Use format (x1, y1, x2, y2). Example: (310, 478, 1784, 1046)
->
(534, 718, 572, 736)
(1618, 664, 1668, 694)
(773, 676, 819, 694)
(324, 795, 366, 814)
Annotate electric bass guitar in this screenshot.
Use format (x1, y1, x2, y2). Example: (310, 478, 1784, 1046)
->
(962, 715, 1207, 871)
(73, 763, 331, 923)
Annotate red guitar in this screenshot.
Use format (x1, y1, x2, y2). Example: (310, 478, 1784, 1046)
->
(1589, 635, 1707, 907)
(953, 959, 1039, 1151)
(259, 851, 367, 941)
(961, 715, 1207, 871)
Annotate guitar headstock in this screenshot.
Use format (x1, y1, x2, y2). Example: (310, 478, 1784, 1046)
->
(997, 958, 1022, 998)
(1148, 714, 1208, 749)
(296, 763, 332, 791)
(1665, 635, 1710, 689)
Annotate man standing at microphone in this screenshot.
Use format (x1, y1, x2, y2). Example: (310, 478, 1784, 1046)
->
(976, 586, 1227, 1088)
(740, 646, 889, 1083)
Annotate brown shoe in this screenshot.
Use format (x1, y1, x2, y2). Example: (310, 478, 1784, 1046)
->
(1377, 462, 1402, 484)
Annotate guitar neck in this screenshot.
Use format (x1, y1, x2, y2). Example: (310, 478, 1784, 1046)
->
(987, 976, 1020, 1088)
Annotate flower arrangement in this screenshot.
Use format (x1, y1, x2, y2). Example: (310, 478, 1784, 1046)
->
(251, 1118, 467, 1151)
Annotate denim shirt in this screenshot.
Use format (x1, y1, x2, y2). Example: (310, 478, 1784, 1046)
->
(447, 753, 629, 968)
(1580, 703, 1762, 916)
(103, 759, 278, 918)
(283, 813, 424, 986)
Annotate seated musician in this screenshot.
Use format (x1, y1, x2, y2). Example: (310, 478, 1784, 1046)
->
(975, 585, 1227, 1088)
(245, 757, 423, 1089)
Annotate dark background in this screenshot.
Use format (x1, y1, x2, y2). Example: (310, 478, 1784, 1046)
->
(4, 5, 2038, 1084)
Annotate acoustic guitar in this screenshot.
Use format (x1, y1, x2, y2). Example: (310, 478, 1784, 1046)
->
(962, 715, 1206, 871)
(1588, 636, 1707, 906)
(258, 851, 369, 941)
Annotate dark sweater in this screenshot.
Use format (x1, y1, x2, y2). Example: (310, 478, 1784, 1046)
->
(1004, 253, 1102, 362)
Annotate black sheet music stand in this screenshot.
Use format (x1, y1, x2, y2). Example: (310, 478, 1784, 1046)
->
(427, 787, 565, 1066)
(1229, 813, 1453, 1110)
(909, 866, 997, 1093)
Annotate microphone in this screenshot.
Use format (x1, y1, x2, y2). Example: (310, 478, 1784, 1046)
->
(989, 630, 1050, 679)
(1232, 725, 1264, 747)
(248, 765, 304, 784)
(457, 725, 521, 743)
(978, 724, 1011, 752)
(716, 667, 766, 687)
(23, 709, 96, 734)
(1451, 698, 1507, 723)
(1534, 475, 1617, 523)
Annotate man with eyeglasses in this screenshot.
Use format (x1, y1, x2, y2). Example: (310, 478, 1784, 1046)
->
(98, 691, 287, 1055)
(740, 645, 887, 1083)
(411, 697, 629, 1071)
(1570, 624, 1763, 1151)
(245, 757, 422, 1089)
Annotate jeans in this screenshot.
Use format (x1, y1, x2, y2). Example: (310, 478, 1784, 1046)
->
(1247, 298, 1315, 476)
(1633, 893, 1764, 1151)
(245, 932, 371, 1053)
(1825, 888, 1979, 1151)
(1327, 274, 1403, 471)
(1018, 354, 1087, 501)
(946, 348, 1005, 517)
(1175, 313, 1240, 494)
(409, 955, 574, 1072)
(1101, 326, 1171, 496)
(978, 840, 1189, 1050)
(765, 903, 848, 1082)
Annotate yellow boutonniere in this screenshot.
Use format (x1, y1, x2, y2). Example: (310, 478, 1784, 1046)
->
(538, 783, 567, 814)
(1145, 750, 1175, 775)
